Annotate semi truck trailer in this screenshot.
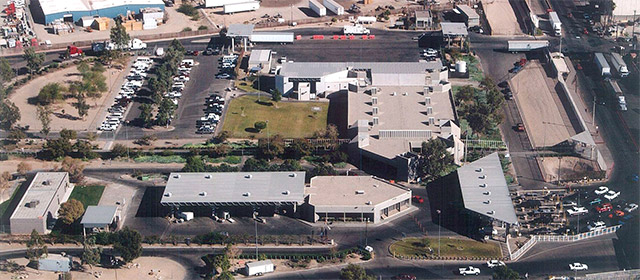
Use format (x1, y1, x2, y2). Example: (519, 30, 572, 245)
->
(594, 52, 611, 76)
(549, 12, 562, 36)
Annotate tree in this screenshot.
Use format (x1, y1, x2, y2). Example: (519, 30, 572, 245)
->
(60, 129, 77, 140)
(138, 104, 154, 128)
(183, 155, 207, 172)
(58, 199, 85, 225)
(256, 135, 285, 160)
(308, 163, 337, 178)
(73, 140, 98, 159)
(23, 47, 44, 75)
(271, 88, 282, 107)
(36, 105, 52, 137)
(210, 131, 230, 144)
(224, 244, 242, 261)
(60, 156, 85, 183)
(0, 57, 15, 82)
(0, 99, 20, 130)
(77, 60, 90, 74)
(216, 271, 235, 280)
(26, 229, 48, 260)
(340, 264, 375, 280)
(254, 121, 267, 132)
(110, 20, 131, 52)
(7, 128, 25, 143)
(155, 97, 176, 126)
(456, 85, 475, 102)
(242, 158, 271, 171)
(467, 112, 491, 134)
(81, 236, 102, 269)
(113, 227, 143, 263)
(492, 265, 520, 280)
(73, 92, 90, 119)
(208, 144, 231, 158)
(212, 254, 230, 274)
(111, 143, 128, 158)
(416, 139, 454, 181)
(17, 161, 31, 176)
(0, 171, 10, 200)
(284, 139, 312, 159)
(42, 138, 72, 159)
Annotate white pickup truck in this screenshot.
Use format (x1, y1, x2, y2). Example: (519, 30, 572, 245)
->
(567, 206, 588, 216)
(459, 266, 480, 276)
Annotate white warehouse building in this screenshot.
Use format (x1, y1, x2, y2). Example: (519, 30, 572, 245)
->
(32, 0, 165, 24)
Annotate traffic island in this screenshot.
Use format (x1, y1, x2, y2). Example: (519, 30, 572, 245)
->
(389, 237, 503, 260)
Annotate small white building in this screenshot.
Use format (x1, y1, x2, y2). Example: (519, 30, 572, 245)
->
(456, 5, 480, 27)
(248, 49, 272, 73)
(414, 10, 433, 29)
(141, 7, 164, 30)
(38, 254, 72, 272)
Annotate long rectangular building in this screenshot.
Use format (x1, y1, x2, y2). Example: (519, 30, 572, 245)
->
(10, 172, 72, 234)
(33, 0, 165, 24)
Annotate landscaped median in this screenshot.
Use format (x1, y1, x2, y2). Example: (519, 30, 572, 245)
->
(389, 237, 504, 260)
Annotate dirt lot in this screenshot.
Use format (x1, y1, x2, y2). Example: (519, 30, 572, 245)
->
(537, 156, 601, 182)
(8, 63, 126, 133)
(511, 61, 572, 148)
(482, 0, 522, 35)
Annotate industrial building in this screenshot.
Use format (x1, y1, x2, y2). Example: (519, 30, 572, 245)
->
(248, 49, 273, 73)
(81, 205, 120, 236)
(10, 172, 73, 234)
(440, 22, 468, 49)
(276, 61, 463, 181)
(31, 0, 165, 24)
(301, 176, 412, 224)
(455, 5, 479, 27)
(161, 172, 306, 217)
(414, 10, 433, 29)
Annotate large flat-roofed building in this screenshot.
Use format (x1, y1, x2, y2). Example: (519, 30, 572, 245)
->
(32, 0, 165, 24)
(10, 172, 73, 234)
(302, 176, 412, 223)
(456, 5, 480, 27)
(161, 172, 306, 217)
(276, 61, 463, 181)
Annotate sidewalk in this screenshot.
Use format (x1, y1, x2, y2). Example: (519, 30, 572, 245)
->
(0, 243, 335, 253)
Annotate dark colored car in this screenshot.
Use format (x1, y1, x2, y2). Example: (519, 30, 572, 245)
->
(412, 195, 424, 204)
(393, 274, 417, 280)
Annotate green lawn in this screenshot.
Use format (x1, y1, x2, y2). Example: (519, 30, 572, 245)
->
(390, 237, 501, 258)
(0, 187, 21, 218)
(68, 185, 105, 210)
(222, 95, 329, 139)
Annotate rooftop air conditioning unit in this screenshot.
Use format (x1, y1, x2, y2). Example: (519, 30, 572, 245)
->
(199, 192, 207, 196)
(27, 200, 40, 208)
(483, 191, 491, 195)
(373, 184, 378, 188)
(391, 92, 396, 96)
(282, 190, 290, 195)
(476, 168, 483, 172)
(479, 175, 487, 179)
(245, 174, 252, 179)
(402, 92, 408, 96)
(42, 180, 50, 185)
(366, 201, 372, 205)
(243, 192, 251, 196)
(484, 200, 491, 204)
(289, 173, 297, 177)
(356, 190, 365, 195)
(479, 183, 487, 188)
(173, 174, 180, 179)
(205, 174, 211, 179)
(487, 210, 495, 215)
(164, 192, 172, 197)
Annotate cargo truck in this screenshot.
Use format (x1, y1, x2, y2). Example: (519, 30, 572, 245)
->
(549, 12, 562, 36)
(250, 32, 294, 43)
(594, 53, 611, 76)
(309, 0, 326, 16)
(507, 40, 549, 52)
(223, 1, 259, 13)
(323, 0, 344, 15)
(245, 260, 274, 276)
(609, 52, 629, 78)
(205, 0, 247, 7)
(343, 24, 370, 35)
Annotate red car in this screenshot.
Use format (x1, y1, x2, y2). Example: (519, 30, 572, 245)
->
(596, 203, 612, 213)
(609, 210, 625, 218)
(412, 195, 424, 204)
(515, 123, 525, 132)
(576, 63, 583, 70)
(393, 274, 417, 280)
(518, 58, 527, 66)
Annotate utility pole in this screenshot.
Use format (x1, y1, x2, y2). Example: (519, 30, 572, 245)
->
(592, 95, 596, 125)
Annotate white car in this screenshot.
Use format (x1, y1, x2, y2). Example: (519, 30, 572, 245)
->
(594, 186, 609, 195)
(569, 263, 588, 271)
(624, 203, 638, 213)
(486, 260, 505, 268)
(567, 207, 588, 216)
(587, 221, 606, 231)
(174, 76, 190, 82)
(604, 190, 620, 201)
(173, 82, 185, 88)
(459, 266, 480, 276)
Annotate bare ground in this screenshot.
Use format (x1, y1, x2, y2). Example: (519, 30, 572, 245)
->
(482, 0, 522, 35)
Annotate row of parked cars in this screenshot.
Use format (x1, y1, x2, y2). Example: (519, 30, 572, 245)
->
(215, 55, 238, 79)
(162, 59, 195, 105)
(196, 94, 225, 134)
(98, 56, 154, 131)
(564, 185, 636, 232)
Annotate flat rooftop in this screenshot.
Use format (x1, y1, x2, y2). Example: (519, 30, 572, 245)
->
(441, 22, 469, 36)
(161, 172, 306, 205)
(348, 85, 455, 159)
(249, 49, 272, 63)
(307, 176, 410, 207)
(279, 61, 442, 79)
(81, 206, 118, 226)
(10, 172, 68, 220)
(456, 5, 480, 18)
(227, 24, 255, 37)
(457, 153, 517, 224)
(38, 0, 164, 15)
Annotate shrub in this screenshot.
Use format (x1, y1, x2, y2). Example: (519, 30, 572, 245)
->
(198, 25, 208, 30)
(182, 27, 193, 32)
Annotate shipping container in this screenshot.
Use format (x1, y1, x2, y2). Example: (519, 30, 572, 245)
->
(594, 53, 611, 76)
(223, 1, 260, 13)
(608, 53, 629, 78)
(250, 32, 294, 43)
(323, 0, 344, 15)
(507, 40, 549, 52)
(309, 0, 326, 16)
(206, 0, 248, 7)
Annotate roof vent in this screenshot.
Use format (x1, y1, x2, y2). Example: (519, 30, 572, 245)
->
(484, 200, 491, 204)
(164, 192, 172, 197)
(356, 190, 365, 195)
(366, 201, 372, 205)
(199, 192, 207, 196)
(402, 92, 408, 96)
(42, 180, 50, 185)
(245, 174, 252, 179)
(289, 173, 297, 177)
(479, 183, 487, 188)
(243, 192, 251, 197)
(26, 200, 40, 208)
(483, 191, 491, 195)
(487, 210, 495, 215)
(391, 92, 397, 96)
(205, 174, 211, 179)
(282, 190, 290, 195)
(373, 184, 378, 188)
(476, 168, 483, 172)
(173, 174, 180, 179)
(479, 175, 486, 179)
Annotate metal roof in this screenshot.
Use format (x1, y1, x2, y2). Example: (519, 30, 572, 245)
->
(81, 206, 118, 226)
(307, 176, 410, 207)
(161, 172, 306, 206)
(10, 172, 69, 220)
(414, 10, 431, 19)
(457, 153, 517, 224)
(227, 24, 255, 37)
(279, 61, 442, 78)
(441, 22, 469, 36)
(456, 5, 479, 19)
(249, 49, 272, 64)
(246, 260, 273, 268)
(37, 0, 164, 15)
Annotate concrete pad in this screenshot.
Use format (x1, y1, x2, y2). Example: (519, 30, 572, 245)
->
(537, 156, 601, 182)
(482, 0, 522, 35)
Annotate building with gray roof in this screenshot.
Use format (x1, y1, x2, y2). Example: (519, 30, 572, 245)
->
(161, 172, 306, 218)
(81, 205, 119, 235)
(456, 5, 480, 27)
(248, 49, 272, 73)
(10, 172, 72, 234)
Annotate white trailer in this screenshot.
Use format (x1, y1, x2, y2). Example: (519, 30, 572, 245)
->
(507, 40, 549, 52)
(223, 1, 260, 13)
(178, 212, 194, 221)
(356, 16, 376, 24)
(205, 0, 248, 7)
(323, 0, 344, 15)
(309, 0, 326, 16)
(245, 260, 274, 276)
(594, 53, 611, 76)
(250, 32, 294, 43)
(549, 12, 562, 36)
(609, 52, 629, 78)
(343, 24, 370, 35)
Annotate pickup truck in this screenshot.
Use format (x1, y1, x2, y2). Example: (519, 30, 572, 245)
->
(567, 207, 588, 216)
(459, 266, 480, 276)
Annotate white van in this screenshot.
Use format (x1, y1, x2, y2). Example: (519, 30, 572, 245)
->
(136, 56, 152, 63)
(181, 59, 194, 66)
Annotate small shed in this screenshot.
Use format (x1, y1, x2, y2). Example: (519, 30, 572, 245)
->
(414, 10, 432, 29)
(248, 49, 272, 73)
(92, 17, 111, 31)
(81, 206, 119, 236)
(142, 7, 164, 30)
(38, 254, 72, 272)
(79, 16, 95, 28)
